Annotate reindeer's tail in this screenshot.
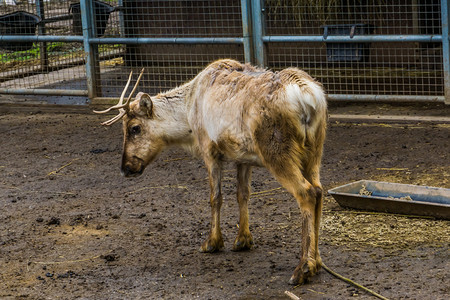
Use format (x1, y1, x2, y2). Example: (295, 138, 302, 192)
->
(280, 68, 327, 177)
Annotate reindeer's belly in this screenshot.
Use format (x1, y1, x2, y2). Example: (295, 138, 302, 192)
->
(225, 151, 263, 166)
(214, 134, 263, 166)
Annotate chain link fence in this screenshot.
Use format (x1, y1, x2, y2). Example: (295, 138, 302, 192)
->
(264, 0, 443, 97)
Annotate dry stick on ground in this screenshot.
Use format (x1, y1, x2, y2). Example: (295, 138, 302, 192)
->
(47, 158, 79, 176)
(286, 263, 390, 300)
(284, 290, 302, 300)
(321, 263, 390, 300)
(29, 250, 113, 268)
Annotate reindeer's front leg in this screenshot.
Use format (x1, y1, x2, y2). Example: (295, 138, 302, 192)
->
(200, 158, 224, 253)
(232, 163, 253, 251)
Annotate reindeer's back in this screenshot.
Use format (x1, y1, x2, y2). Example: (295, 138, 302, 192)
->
(186, 59, 327, 162)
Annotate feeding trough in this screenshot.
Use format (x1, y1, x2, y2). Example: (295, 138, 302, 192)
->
(322, 24, 374, 62)
(69, 0, 116, 37)
(328, 180, 450, 219)
(0, 11, 40, 51)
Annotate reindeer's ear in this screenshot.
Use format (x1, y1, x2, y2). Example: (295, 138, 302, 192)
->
(137, 92, 153, 118)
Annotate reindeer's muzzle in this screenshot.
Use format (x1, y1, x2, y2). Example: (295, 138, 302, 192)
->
(121, 156, 145, 177)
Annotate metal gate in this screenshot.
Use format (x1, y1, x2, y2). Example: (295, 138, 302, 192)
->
(0, 0, 449, 105)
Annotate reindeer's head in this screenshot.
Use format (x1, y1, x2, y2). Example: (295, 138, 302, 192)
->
(94, 69, 164, 177)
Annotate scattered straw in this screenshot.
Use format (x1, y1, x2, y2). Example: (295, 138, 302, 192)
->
(251, 187, 283, 196)
(47, 158, 79, 176)
(321, 210, 449, 250)
(163, 157, 191, 162)
(128, 184, 188, 195)
(358, 184, 372, 196)
(307, 288, 325, 295)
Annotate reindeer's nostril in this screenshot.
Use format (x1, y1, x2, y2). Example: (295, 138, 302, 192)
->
(121, 160, 144, 178)
(121, 165, 132, 177)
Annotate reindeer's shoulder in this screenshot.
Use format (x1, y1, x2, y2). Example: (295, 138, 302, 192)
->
(205, 59, 246, 72)
(278, 67, 321, 88)
(205, 61, 276, 84)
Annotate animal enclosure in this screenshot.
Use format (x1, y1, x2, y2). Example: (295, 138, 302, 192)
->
(1, 2, 450, 298)
(0, 0, 449, 104)
(0, 107, 449, 298)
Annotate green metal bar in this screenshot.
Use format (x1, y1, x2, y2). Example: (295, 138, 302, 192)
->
(0, 36, 84, 43)
(88, 37, 245, 44)
(0, 88, 88, 96)
(441, 0, 450, 105)
(80, 0, 101, 99)
(327, 94, 444, 103)
(251, 0, 265, 67)
(262, 35, 442, 43)
(240, 0, 253, 63)
(36, 0, 48, 71)
(118, 0, 125, 38)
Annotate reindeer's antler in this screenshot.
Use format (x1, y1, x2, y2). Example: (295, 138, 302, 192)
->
(94, 68, 145, 126)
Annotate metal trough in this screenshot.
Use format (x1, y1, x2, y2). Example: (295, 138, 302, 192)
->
(328, 180, 450, 219)
(0, 11, 40, 51)
(69, 1, 115, 37)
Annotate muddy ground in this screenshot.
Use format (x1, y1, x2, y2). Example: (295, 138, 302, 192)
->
(0, 103, 449, 300)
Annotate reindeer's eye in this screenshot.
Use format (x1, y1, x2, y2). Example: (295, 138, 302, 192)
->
(129, 125, 141, 135)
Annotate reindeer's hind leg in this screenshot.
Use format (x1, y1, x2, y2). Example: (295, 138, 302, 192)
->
(303, 125, 326, 270)
(266, 161, 321, 285)
(232, 163, 254, 251)
(254, 109, 325, 285)
(304, 161, 323, 270)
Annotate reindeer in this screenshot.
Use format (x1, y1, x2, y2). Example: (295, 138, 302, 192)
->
(95, 59, 327, 285)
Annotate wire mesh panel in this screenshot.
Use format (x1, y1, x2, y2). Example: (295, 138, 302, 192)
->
(268, 42, 443, 96)
(119, 0, 243, 38)
(99, 44, 245, 97)
(265, 0, 441, 36)
(0, 0, 123, 98)
(264, 0, 444, 97)
(0, 41, 86, 90)
(94, 0, 245, 97)
(0, 1, 89, 97)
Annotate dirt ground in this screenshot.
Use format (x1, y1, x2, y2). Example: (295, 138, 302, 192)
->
(0, 103, 449, 300)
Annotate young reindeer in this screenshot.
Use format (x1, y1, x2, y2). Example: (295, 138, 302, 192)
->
(95, 59, 327, 285)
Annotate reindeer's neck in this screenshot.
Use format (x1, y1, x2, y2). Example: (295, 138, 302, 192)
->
(152, 82, 194, 148)
(157, 81, 191, 101)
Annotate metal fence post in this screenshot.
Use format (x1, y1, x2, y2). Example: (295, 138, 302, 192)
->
(118, 0, 125, 37)
(80, 0, 101, 99)
(36, 0, 48, 71)
(240, 0, 253, 63)
(442, 0, 450, 104)
(251, 0, 265, 67)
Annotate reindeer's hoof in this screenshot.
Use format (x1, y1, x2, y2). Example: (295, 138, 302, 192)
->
(232, 234, 253, 251)
(316, 255, 323, 272)
(199, 237, 224, 253)
(288, 261, 316, 286)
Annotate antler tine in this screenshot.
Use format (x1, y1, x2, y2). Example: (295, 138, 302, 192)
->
(93, 71, 134, 114)
(122, 68, 145, 108)
(100, 110, 127, 126)
(94, 68, 145, 126)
